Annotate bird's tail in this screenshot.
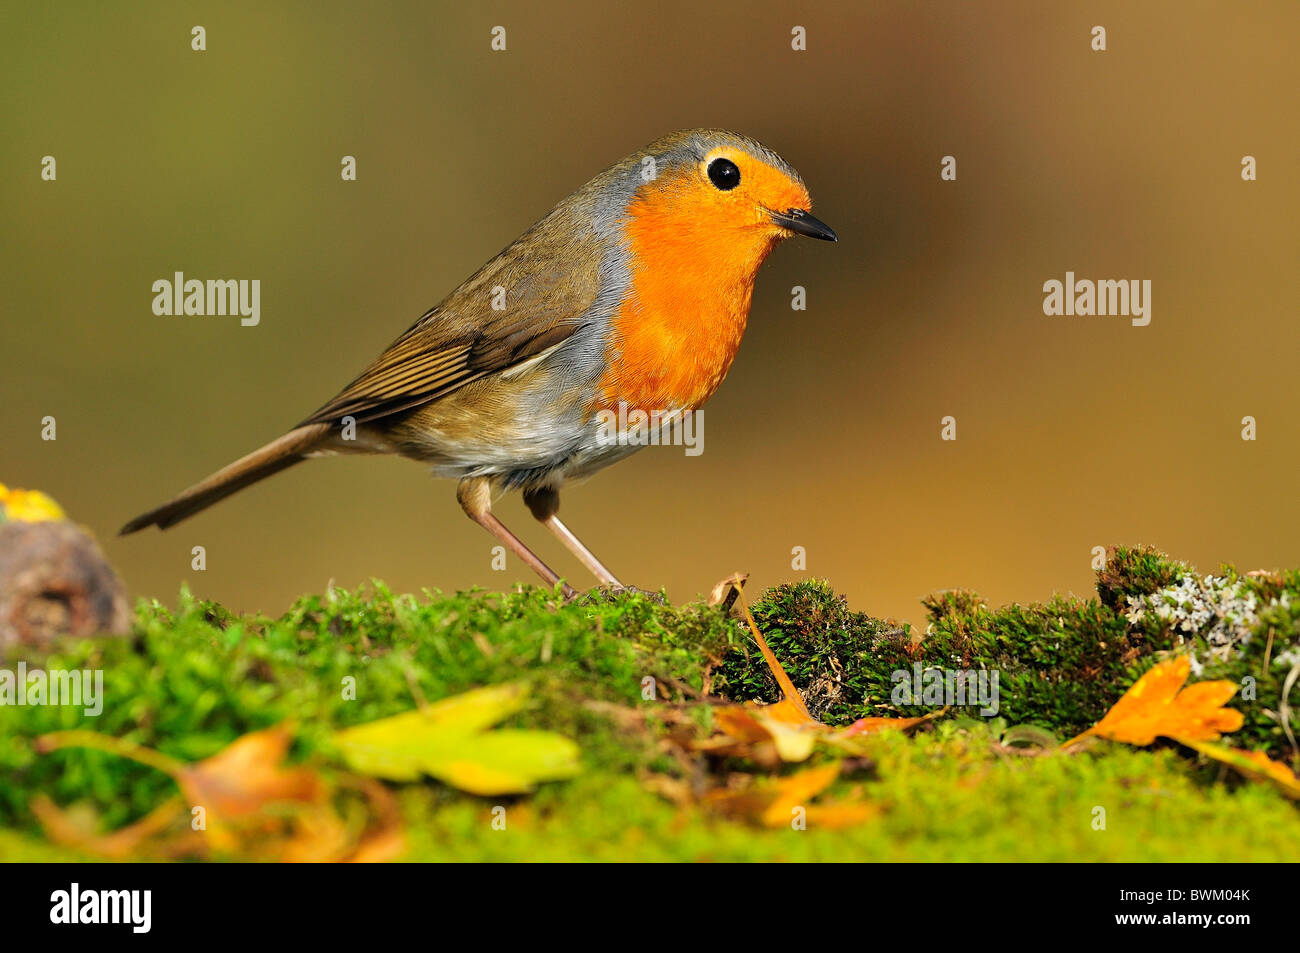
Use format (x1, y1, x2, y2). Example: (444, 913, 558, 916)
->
(119, 423, 332, 534)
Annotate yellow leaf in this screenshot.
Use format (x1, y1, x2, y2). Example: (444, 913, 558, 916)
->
(733, 588, 811, 720)
(753, 711, 819, 763)
(1177, 739, 1300, 800)
(334, 683, 580, 794)
(761, 764, 841, 826)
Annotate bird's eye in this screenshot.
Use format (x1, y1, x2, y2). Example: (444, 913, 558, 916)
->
(707, 157, 741, 191)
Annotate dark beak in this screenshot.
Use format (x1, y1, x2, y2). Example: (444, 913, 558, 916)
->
(769, 207, 838, 242)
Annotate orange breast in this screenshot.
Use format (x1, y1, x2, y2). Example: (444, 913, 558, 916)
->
(596, 178, 781, 414)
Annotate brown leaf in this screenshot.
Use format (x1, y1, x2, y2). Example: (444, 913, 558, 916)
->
(177, 723, 325, 820)
(35, 723, 404, 862)
(708, 572, 749, 611)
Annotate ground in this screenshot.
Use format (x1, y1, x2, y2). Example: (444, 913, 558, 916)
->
(2, 545, 1298, 862)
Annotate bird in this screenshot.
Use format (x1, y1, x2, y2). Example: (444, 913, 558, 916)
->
(121, 129, 837, 598)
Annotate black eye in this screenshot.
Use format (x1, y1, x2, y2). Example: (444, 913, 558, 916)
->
(707, 157, 741, 191)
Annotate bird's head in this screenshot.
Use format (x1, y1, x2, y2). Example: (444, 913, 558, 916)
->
(615, 129, 836, 287)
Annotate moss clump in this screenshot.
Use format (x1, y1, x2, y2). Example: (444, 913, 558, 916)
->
(712, 580, 907, 723)
(1095, 544, 1189, 610)
(919, 593, 1178, 731)
(1182, 568, 1300, 759)
(716, 548, 1299, 756)
(720, 581, 1177, 734)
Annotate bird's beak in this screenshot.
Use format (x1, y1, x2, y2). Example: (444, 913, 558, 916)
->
(769, 207, 838, 242)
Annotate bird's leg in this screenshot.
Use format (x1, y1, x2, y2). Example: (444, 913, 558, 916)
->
(457, 477, 575, 598)
(523, 487, 623, 588)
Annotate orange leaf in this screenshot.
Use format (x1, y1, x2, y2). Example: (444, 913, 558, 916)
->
(761, 764, 840, 826)
(1063, 656, 1243, 749)
(841, 713, 941, 737)
(711, 706, 780, 743)
(339, 777, 407, 863)
(176, 723, 325, 820)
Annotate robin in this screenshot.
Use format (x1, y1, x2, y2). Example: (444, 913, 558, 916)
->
(122, 129, 836, 597)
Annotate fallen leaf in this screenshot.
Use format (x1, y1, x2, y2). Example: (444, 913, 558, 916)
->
(760, 764, 842, 827)
(36, 724, 403, 861)
(708, 571, 749, 611)
(704, 764, 875, 829)
(176, 722, 324, 819)
(701, 705, 819, 763)
(840, 713, 942, 737)
(1061, 656, 1243, 749)
(334, 683, 580, 795)
(732, 591, 811, 721)
(1177, 739, 1300, 800)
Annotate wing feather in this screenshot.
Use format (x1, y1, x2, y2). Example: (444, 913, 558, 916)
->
(298, 211, 605, 428)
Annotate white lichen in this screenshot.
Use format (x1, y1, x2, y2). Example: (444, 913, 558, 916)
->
(1123, 574, 1264, 664)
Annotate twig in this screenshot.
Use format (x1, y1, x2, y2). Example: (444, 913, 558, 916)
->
(35, 730, 187, 777)
(731, 586, 812, 721)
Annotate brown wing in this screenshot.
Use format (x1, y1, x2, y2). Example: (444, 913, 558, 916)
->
(299, 209, 605, 427)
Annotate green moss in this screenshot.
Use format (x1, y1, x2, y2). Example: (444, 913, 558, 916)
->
(3, 546, 1299, 861)
(712, 580, 905, 723)
(18, 725, 1297, 862)
(715, 579, 1175, 736)
(389, 730, 1300, 861)
(0, 829, 99, 862)
(1095, 544, 1189, 610)
(0, 583, 739, 832)
(716, 548, 1299, 756)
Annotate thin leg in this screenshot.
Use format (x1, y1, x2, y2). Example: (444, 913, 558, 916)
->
(458, 477, 575, 598)
(524, 487, 623, 588)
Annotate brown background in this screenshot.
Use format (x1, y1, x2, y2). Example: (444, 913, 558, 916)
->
(3, 1, 1297, 625)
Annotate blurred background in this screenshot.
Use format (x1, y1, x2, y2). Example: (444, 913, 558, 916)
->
(2, 1, 1297, 625)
